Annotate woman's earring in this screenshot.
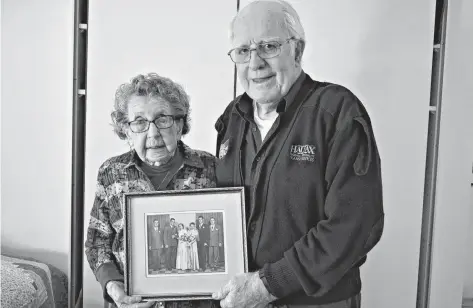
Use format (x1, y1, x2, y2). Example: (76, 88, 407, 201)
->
(127, 139, 134, 151)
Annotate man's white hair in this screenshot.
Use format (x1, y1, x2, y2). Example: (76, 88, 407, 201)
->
(229, 0, 306, 43)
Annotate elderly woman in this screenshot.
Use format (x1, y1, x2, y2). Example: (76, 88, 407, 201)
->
(85, 73, 218, 308)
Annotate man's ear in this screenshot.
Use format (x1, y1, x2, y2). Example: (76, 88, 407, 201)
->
(294, 39, 305, 64)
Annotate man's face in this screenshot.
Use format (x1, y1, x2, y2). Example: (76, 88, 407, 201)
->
(154, 221, 159, 228)
(231, 2, 301, 104)
(210, 218, 215, 225)
(170, 219, 175, 226)
(198, 217, 203, 224)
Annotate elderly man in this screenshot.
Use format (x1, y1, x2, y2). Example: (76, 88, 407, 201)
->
(212, 1, 384, 308)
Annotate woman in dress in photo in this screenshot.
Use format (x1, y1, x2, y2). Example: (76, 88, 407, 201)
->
(187, 222, 200, 271)
(176, 223, 189, 271)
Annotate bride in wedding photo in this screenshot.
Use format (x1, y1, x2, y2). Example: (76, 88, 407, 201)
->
(176, 223, 188, 271)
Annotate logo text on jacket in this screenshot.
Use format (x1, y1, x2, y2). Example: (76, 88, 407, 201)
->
(290, 144, 316, 162)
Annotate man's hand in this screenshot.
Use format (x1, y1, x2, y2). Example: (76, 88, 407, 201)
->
(218, 243, 222, 247)
(165, 245, 169, 248)
(204, 243, 208, 246)
(106, 281, 155, 308)
(212, 272, 277, 308)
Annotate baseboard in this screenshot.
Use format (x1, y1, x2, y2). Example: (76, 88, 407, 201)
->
(463, 297, 473, 308)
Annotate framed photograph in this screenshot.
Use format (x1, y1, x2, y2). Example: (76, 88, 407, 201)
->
(123, 187, 248, 301)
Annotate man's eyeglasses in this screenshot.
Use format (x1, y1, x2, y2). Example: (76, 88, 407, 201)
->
(128, 115, 183, 133)
(227, 37, 296, 64)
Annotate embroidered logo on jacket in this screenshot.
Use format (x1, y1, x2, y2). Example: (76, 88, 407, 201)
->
(290, 144, 316, 162)
(219, 139, 229, 159)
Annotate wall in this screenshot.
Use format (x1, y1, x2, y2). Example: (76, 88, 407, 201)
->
(237, 1, 435, 307)
(428, 0, 473, 307)
(82, 1, 236, 306)
(0, 0, 74, 275)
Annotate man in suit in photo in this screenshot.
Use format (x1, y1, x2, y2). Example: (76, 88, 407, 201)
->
(164, 217, 178, 271)
(148, 219, 164, 272)
(196, 215, 210, 270)
(208, 217, 223, 269)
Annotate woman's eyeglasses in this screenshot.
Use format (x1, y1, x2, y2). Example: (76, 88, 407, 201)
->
(128, 115, 183, 133)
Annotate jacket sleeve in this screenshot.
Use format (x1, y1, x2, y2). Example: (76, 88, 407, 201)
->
(84, 168, 124, 303)
(262, 111, 384, 299)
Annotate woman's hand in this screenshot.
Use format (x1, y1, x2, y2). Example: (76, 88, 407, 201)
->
(106, 281, 155, 308)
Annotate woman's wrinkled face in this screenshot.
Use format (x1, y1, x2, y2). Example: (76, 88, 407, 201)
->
(125, 95, 183, 166)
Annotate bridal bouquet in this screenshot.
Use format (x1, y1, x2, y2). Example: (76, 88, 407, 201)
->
(179, 234, 189, 242)
(187, 235, 196, 244)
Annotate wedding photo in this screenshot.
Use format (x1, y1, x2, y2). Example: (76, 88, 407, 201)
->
(145, 211, 226, 276)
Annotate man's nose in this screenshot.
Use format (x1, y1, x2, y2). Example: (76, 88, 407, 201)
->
(248, 50, 265, 70)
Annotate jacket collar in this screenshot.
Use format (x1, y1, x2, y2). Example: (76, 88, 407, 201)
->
(123, 141, 205, 169)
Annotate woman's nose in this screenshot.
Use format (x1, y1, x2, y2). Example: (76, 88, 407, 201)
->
(147, 121, 161, 136)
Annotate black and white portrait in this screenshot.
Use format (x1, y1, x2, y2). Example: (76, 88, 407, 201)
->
(145, 211, 226, 276)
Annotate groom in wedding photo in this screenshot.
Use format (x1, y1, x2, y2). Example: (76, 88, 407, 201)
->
(197, 216, 210, 271)
(164, 217, 179, 272)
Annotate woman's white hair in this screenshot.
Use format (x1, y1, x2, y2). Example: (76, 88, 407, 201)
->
(229, 0, 306, 43)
